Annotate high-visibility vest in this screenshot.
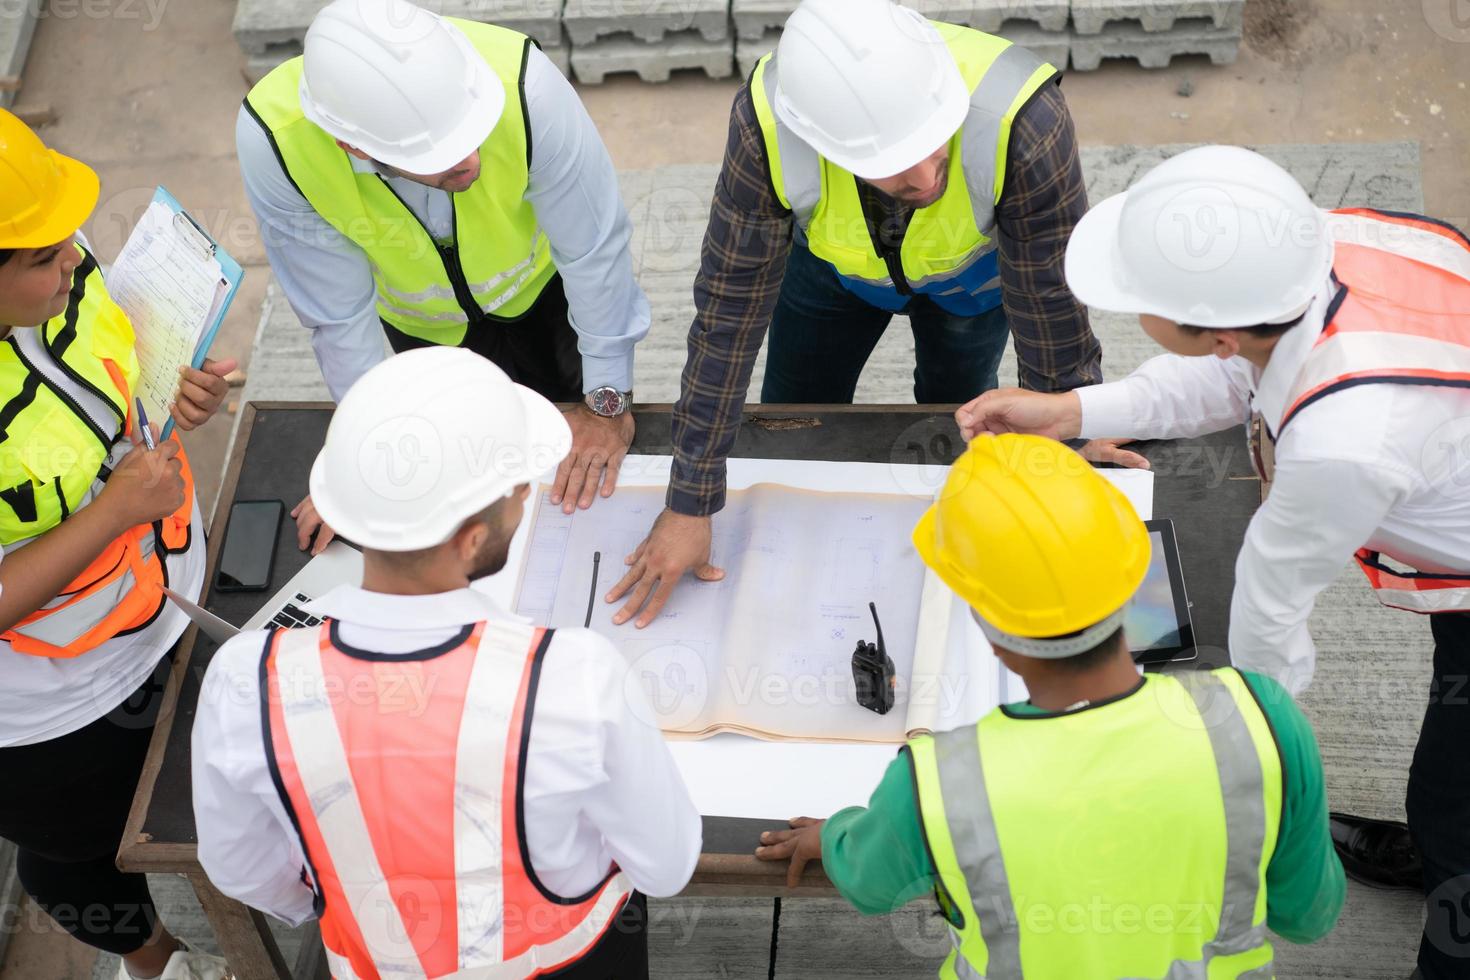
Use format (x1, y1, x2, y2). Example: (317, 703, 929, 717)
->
(910, 670, 1283, 980)
(749, 26, 1057, 316)
(0, 243, 194, 658)
(262, 620, 633, 980)
(1270, 208, 1470, 614)
(244, 20, 556, 347)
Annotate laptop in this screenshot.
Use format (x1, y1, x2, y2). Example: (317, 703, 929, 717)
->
(163, 540, 364, 644)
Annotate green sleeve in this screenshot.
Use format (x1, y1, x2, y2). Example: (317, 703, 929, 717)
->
(819, 749, 936, 915)
(1240, 670, 1346, 943)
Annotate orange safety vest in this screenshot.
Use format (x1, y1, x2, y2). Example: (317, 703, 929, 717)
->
(1273, 207, 1470, 614)
(0, 244, 195, 657)
(262, 620, 633, 980)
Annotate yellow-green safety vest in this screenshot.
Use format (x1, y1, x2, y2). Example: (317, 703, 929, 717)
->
(910, 670, 1283, 980)
(244, 20, 556, 346)
(0, 243, 196, 658)
(750, 25, 1056, 316)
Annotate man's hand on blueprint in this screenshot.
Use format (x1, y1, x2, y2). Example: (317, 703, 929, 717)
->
(606, 508, 725, 628)
(549, 406, 636, 515)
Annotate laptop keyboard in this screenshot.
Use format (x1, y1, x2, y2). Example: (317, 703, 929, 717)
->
(270, 592, 323, 630)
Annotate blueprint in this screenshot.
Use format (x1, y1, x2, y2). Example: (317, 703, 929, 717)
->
(514, 482, 933, 743)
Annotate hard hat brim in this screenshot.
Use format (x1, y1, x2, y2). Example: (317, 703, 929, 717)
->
(309, 377, 572, 553)
(789, 77, 969, 183)
(369, 51, 505, 176)
(1062, 192, 1143, 317)
(2, 149, 100, 250)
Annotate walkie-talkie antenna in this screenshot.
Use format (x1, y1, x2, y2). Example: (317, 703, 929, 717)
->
(869, 602, 885, 653)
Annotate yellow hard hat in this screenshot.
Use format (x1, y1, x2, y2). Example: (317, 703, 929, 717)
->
(913, 434, 1150, 651)
(0, 109, 99, 249)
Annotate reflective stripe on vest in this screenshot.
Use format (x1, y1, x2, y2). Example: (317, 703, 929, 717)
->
(750, 27, 1056, 315)
(0, 244, 194, 658)
(263, 622, 631, 979)
(1272, 208, 1470, 614)
(912, 670, 1280, 979)
(244, 20, 556, 346)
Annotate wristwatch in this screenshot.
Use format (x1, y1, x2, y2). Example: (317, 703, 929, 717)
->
(584, 386, 632, 418)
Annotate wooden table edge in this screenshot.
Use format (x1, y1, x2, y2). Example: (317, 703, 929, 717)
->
(119, 403, 263, 872)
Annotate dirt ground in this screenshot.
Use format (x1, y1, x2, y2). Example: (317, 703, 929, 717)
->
(1, 0, 1467, 976)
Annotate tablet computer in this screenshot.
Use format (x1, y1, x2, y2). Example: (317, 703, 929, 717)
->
(1126, 519, 1196, 665)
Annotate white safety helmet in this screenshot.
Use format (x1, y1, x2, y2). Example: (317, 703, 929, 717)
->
(771, 0, 969, 180)
(1065, 145, 1335, 327)
(309, 347, 571, 552)
(299, 0, 504, 176)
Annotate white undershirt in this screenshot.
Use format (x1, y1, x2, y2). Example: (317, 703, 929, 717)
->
(191, 585, 703, 926)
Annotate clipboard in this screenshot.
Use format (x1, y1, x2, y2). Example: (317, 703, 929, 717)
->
(106, 187, 245, 440)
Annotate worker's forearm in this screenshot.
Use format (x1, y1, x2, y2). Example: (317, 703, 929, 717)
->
(0, 501, 128, 632)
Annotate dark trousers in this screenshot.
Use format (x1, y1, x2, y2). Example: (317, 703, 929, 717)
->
(546, 892, 649, 979)
(383, 274, 583, 403)
(760, 239, 1011, 404)
(0, 652, 173, 956)
(1408, 611, 1470, 978)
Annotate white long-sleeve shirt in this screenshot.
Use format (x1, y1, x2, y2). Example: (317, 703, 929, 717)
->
(192, 586, 701, 926)
(1077, 278, 1470, 694)
(236, 44, 650, 402)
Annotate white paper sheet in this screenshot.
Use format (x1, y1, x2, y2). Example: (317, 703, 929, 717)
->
(484, 454, 1154, 819)
(106, 200, 228, 426)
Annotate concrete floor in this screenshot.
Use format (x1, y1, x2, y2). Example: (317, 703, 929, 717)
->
(0, 0, 1466, 977)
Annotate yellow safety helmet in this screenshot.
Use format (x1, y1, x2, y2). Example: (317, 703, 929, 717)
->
(0, 109, 99, 249)
(913, 434, 1150, 657)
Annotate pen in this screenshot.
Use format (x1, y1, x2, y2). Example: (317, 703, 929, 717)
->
(135, 397, 157, 451)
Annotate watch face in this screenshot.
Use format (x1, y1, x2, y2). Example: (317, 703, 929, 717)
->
(589, 387, 625, 416)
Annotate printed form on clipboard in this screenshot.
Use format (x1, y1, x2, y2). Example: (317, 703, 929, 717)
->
(105, 188, 244, 439)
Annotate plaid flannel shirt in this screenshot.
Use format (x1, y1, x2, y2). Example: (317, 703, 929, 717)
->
(667, 78, 1103, 516)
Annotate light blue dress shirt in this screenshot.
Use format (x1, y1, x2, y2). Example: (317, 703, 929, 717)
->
(236, 46, 649, 402)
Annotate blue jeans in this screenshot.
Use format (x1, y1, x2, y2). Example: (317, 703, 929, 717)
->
(760, 240, 1010, 404)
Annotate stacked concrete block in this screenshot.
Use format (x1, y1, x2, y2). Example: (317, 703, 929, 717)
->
(996, 22, 1070, 70)
(731, 0, 798, 41)
(233, 0, 565, 83)
(1070, 0, 1242, 35)
(0, 0, 39, 109)
(570, 30, 734, 83)
(562, 0, 728, 44)
(735, 28, 781, 77)
(1069, 17, 1240, 70)
(968, 0, 1071, 32)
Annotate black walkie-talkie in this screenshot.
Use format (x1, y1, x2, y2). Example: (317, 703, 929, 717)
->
(852, 602, 896, 715)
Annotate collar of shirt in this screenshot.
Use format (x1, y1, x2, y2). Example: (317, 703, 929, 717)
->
(1250, 276, 1339, 429)
(301, 585, 529, 631)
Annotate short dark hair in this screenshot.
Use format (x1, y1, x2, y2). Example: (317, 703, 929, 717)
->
(0, 249, 14, 269)
(1047, 626, 1128, 674)
(1177, 309, 1307, 340)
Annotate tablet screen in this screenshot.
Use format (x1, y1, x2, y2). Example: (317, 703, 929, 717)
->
(1125, 523, 1194, 661)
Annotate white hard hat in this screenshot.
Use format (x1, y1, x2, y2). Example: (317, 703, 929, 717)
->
(771, 0, 969, 180)
(309, 347, 571, 552)
(299, 0, 504, 175)
(1065, 145, 1334, 327)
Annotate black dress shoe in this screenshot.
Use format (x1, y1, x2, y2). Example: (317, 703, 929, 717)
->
(1330, 812, 1421, 890)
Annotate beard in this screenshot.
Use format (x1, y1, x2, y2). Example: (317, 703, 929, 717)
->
(468, 530, 514, 581)
(894, 158, 950, 208)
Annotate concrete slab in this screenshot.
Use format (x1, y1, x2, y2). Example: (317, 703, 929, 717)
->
(731, 0, 797, 41)
(0, 0, 39, 109)
(996, 21, 1070, 70)
(1070, 19, 1240, 71)
(735, 27, 779, 78)
(571, 30, 734, 84)
(1072, 0, 1244, 36)
(562, 0, 728, 45)
(232, 0, 563, 56)
(967, 0, 1071, 33)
